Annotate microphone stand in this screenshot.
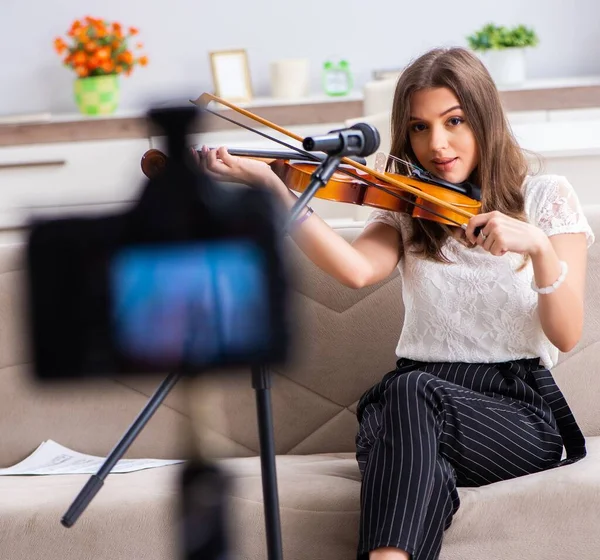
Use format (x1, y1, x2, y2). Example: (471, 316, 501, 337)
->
(60, 148, 352, 560)
(253, 150, 348, 560)
(285, 154, 344, 226)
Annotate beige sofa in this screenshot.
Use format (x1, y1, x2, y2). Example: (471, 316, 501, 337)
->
(1, 211, 600, 560)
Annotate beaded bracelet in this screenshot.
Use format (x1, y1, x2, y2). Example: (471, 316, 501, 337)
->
(531, 260, 568, 295)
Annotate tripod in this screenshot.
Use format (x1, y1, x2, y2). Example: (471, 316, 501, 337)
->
(61, 365, 283, 560)
(61, 150, 350, 560)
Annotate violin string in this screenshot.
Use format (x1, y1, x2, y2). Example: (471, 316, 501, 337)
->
(378, 152, 426, 174)
(202, 107, 322, 163)
(353, 179, 464, 227)
(201, 108, 465, 228)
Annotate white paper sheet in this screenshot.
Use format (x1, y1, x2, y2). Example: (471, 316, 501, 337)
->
(0, 440, 184, 475)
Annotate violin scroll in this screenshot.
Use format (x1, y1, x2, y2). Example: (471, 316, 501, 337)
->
(140, 148, 168, 179)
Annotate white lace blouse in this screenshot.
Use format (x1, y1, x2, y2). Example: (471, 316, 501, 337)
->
(366, 174, 595, 369)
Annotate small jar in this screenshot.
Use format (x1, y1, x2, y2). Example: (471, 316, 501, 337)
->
(322, 60, 353, 96)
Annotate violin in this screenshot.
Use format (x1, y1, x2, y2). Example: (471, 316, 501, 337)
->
(140, 93, 482, 229)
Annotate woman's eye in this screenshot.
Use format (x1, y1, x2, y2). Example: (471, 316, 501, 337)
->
(410, 123, 426, 132)
(448, 116, 464, 126)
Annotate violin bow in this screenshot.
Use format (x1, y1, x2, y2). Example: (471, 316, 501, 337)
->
(194, 93, 476, 228)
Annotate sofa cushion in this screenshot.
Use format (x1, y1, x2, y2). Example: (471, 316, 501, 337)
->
(0, 465, 181, 560)
(443, 435, 600, 559)
(0, 364, 192, 467)
(1, 437, 598, 560)
(222, 437, 600, 560)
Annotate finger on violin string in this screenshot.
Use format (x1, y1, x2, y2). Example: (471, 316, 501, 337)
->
(196, 145, 211, 164)
(216, 146, 233, 163)
(218, 146, 243, 168)
(188, 146, 201, 166)
(461, 221, 484, 244)
(463, 209, 495, 242)
(464, 224, 484, 241)
(204, 147, 226, 172)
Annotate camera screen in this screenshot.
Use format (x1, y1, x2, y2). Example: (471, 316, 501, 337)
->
(110, 240, 273, 370)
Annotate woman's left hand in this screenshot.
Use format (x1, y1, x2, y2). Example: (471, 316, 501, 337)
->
(464, 210, 548, 256)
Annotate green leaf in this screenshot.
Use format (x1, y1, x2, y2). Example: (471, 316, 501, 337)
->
(466, 23, 539, 51)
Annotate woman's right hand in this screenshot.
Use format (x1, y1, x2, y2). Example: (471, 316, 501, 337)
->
(195, 145, 278, 189)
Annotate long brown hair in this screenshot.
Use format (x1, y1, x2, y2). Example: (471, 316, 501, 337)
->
(389, 47, 529, 262)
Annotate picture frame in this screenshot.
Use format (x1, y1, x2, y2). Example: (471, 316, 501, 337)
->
(209, 49, 253, 102)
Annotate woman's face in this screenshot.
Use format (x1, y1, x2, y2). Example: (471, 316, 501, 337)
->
(408, 87, 479, 184)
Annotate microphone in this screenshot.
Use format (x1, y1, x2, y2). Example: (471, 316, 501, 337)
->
(302, 123, 380, 158)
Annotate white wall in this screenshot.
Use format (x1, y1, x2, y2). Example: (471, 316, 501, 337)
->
(1, 0, 600, 116)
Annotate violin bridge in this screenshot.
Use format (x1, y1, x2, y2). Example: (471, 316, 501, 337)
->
(374, 152, 387, 173)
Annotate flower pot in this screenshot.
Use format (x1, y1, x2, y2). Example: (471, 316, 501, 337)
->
(483, 48, 527, 86)
(74, 75, 120, 116)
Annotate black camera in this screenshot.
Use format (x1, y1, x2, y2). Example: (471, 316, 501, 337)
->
(25, 106, 290, 381)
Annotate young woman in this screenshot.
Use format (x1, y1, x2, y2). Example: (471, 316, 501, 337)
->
(198, 47, 594, 560)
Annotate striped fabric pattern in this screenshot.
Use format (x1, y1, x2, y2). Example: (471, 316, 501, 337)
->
(355, 358, 583, 560)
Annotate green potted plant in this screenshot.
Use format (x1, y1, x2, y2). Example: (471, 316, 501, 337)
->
(466, 23, 539, 85)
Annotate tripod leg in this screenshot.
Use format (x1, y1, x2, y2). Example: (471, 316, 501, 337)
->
(251, 365, 283, 560)
(61, 370, 183, 528)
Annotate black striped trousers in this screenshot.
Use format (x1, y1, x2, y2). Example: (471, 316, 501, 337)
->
(355, 358, 586, 560)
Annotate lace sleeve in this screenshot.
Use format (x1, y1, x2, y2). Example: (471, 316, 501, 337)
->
(527, 175, 595, 248)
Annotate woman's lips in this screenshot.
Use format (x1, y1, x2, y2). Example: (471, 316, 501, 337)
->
(432, 157, 457, 172)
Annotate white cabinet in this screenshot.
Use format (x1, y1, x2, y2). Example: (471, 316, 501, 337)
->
(0, 138, 151, 225)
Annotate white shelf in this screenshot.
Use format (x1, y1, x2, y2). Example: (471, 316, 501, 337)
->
(512, 119, 600, 157)
(0, 92, 364, 126)
(2, 76, 599, 127)
(497, 75, 600, 91)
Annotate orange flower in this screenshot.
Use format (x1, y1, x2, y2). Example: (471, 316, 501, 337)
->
(55, 17, 147, 79)
(96, 47, 111, 61)
(54, 38, 68, 54)
(73, 51, 87, 65)
(68, 20, 82, 36)
(112, 23, 123, 38)
(86, 52, 100, 68)
(118, 51, 133, 65)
